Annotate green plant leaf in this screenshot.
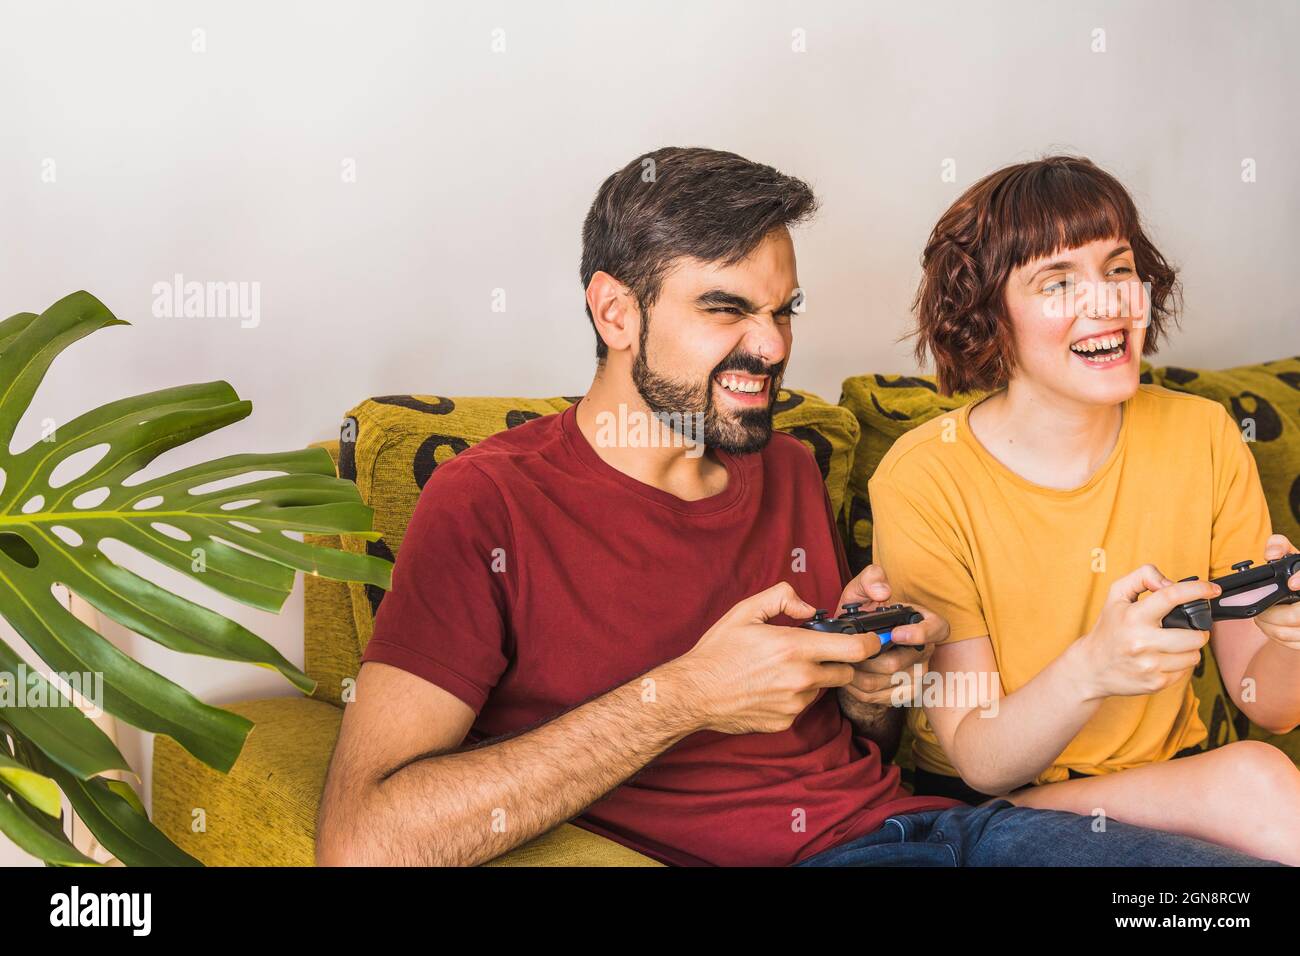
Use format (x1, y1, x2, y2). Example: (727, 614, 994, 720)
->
(0, 752, 61, 815)
(103, 777, 146, 816)
(0, 790, 98, 866)
(0, 290, 394, 864)
(0, 773, 70, 845)
(0, 639, 131, 779)
(1, 567, 256, 771)
(33, 753, 198, 866)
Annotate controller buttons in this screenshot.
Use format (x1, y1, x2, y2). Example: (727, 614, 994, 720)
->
(811, 609, 828, 622)
(841, 603, 862, 615)
(1232, 561, 1254, 572)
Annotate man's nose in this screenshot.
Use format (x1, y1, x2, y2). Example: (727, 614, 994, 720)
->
(746, 314, 789, 366)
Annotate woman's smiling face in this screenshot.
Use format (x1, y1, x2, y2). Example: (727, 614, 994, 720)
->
(1002, 236, 1150, 407)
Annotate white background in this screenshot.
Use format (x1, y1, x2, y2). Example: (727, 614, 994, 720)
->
(1, 0, 1297, 865)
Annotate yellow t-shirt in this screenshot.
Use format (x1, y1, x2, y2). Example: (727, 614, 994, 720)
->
(868, 384, 1273, 784)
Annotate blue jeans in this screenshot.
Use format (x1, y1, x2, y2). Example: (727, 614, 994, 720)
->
(795, 800, 1283, 866)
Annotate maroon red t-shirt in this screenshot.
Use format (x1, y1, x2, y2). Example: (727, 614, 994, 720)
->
(360, 403, 957, 865)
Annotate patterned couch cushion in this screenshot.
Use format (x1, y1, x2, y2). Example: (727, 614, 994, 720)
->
(331, 389, 858, 661)
(838, 356, 1300, 768)
(1152, 357, 1300, 549)
(837, 373, 992, 574)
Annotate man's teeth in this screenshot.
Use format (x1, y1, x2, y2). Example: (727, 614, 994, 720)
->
(718, 375, 764, 393)
(1070, 332, 1126, 359)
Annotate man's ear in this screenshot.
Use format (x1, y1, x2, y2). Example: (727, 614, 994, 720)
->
(586, 271, 640, 356)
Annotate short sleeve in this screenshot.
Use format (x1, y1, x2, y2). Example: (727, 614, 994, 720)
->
(868, 470, 989, 643)
(360, 456, 513, 715)
(1208, 405, 1274, 579)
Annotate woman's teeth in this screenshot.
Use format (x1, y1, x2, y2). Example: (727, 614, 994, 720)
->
(1070, 331, 1127, 362)
(718, 375, 764, 393)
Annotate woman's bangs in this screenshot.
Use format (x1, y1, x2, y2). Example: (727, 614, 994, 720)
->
(998, 168, 1141, 272)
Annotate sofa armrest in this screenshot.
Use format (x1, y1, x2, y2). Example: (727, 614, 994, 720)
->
(151, 696, 659, 866)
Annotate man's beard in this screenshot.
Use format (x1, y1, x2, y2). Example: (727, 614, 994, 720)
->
(630, 323, 784, 455)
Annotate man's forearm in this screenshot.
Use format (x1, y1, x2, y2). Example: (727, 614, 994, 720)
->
(343, 661, 702, 865)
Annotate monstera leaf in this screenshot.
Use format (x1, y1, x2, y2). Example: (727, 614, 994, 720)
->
(0, 291, 392, 865)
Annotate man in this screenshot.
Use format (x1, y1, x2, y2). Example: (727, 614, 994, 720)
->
(315, 147, 1271, 866)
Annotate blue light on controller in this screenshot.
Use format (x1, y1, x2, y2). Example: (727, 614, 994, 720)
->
(877, 630, 893, 646)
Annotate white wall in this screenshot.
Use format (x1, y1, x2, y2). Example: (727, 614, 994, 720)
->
(1, 0, 1297, 865)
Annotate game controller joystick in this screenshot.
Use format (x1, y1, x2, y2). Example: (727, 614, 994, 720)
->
(1162, 553, 1300, 630)
(800, 603, 924, 659)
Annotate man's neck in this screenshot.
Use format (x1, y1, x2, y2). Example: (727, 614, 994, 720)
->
(969, 378, 1124, 489)
(574, 373, 729, 502)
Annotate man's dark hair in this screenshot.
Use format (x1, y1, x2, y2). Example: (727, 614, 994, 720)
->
(580, 146, 818, 360)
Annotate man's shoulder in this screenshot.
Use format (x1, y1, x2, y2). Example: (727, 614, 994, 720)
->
(419, 409, 567, 501)
(762, 429, 828, 484)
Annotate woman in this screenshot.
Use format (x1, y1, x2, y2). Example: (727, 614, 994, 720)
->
(870, 155, 1300, 863)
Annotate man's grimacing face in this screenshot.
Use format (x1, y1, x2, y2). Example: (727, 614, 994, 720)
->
(630, 228, 798, 455)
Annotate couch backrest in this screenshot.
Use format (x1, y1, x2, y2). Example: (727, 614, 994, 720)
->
(302, 390, 858, 707)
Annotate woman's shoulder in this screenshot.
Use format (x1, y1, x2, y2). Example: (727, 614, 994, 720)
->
(1131, 383, 1233, 433)
(870, 402, 979, 489)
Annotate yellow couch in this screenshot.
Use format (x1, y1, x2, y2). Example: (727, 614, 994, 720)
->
(152, 359, 1300, 865)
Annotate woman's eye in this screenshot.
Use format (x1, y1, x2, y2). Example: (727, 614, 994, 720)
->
(1042, 279, 1071, 295)
(708, 307, 742, 315)
(1108, 265, 1134, 276)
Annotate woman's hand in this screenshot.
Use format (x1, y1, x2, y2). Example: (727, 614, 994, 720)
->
(1254, 534, 1300, 651)
(1069, 564, 1221, 700)
(835, 564, 948, 706)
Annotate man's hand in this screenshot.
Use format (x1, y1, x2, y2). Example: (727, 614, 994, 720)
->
(672, 582, 877, 735)
(835, 564, 948, 707)
(1254, 534, 1300, 651)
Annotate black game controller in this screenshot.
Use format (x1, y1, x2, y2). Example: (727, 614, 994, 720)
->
(1162, 554, 1300, 630)
(800, 603, 924, 658)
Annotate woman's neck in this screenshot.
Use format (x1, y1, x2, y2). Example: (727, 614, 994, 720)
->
(968, 378, 1125, 490)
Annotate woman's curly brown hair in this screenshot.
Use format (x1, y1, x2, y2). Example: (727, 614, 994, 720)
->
(912, 155, 1180, 395)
